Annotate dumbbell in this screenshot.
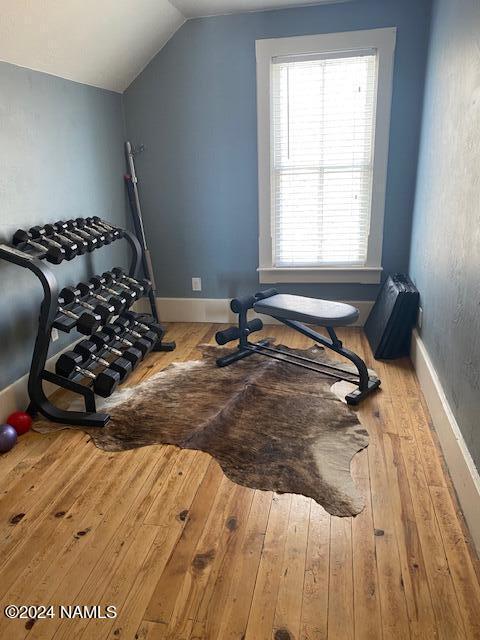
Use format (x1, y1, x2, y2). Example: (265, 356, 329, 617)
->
(102, 324, 153, 358)
(43, 223, 86, 255)
(64, 220, 98, 251)
(88, 218, 119, 241)
(74, 218, 108, 246)
(104, 272, 144, 299)
(90, 331, 143, 369)
(46, 222, 89, 254)
(113, 317, 158, 347)
(111, 268, 151, 292)
(60, 286, 115, 323)
(87, 217, 122, 240)
(91, 217, 124, 238)
(31, 225, 78, 260)
(74, 340, 132, 382)
(120, 311, 164, 338)
(104, 270, 150, 301)
(30, 226, 78, 260)
(101, 272, 144, 300)
(78, 218, 113, 244)
(12, 229, 65, 264)
(29, 226, 78, 260)
(84, 217, 115, 242)
(90, 275, 136, 306)
(56, 304, 102, 335)
(56, 351, 120, 397)
(76, 282, 127, 314)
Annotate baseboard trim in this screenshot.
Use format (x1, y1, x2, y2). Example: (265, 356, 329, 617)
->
(0, 339, 81, 424)
(148, 297, 374, 326)
(411, 329, 480, 553)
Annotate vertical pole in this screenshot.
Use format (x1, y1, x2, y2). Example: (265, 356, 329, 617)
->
(125, 141, 160, 322)
(238, 307, 249, 348)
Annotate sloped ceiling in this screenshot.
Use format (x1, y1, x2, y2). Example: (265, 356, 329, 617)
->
(0, 0, 185, 93)
(170, 0, 339, 19)
(0, 0, 344, 93)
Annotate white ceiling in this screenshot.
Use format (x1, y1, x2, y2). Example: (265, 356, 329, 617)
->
(0, 0, 185, 93)
(170, 0, 338, 19)
(0, 0, 344, 93)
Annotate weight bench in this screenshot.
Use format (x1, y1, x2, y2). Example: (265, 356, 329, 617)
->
(215, 289, 380, 405)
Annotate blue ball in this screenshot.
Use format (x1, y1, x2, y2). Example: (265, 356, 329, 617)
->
(0, 424, 17, 453)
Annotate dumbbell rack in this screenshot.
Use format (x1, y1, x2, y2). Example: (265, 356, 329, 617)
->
(0, 218, 175, 427)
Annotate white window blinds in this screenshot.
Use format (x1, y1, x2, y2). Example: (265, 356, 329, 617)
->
(271, 51, 377, 267)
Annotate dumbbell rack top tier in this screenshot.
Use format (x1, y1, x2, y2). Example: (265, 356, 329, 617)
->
(0, 218, 148, 428)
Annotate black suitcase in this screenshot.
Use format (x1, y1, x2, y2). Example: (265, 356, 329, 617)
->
(364, 274, 419, 359)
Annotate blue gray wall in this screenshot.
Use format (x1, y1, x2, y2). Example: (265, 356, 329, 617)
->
(409, 0, 480, 468)
(0, 62, 129, 390)
(124, 0, 431, 301)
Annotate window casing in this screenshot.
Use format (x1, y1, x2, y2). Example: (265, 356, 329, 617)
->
(256, 29, 396, 284)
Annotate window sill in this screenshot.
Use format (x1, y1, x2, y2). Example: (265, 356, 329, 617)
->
(257, 267, 383, 284)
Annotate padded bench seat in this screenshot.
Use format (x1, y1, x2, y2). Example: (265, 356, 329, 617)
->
(253, 294, 359, 327)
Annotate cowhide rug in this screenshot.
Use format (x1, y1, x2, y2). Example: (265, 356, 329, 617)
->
(34, 344, 371, 516)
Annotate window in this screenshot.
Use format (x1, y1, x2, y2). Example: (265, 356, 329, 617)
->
(256, 29, 396, 283)
(272, 53, 376, 267)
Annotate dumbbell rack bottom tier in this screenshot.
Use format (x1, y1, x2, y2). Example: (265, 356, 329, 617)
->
(0, 221, 174, 428)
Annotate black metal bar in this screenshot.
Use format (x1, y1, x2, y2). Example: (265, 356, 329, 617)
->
(238, 308, 248, 348)
(123, 229, 143, 280)
(326, 326, 343, 348)
(244, 344, 359, 383)
(254, 343, 360, 379)
(121, 228, 174, 350)
(280, 319, 370, 391)
(123, 228, 174, 348)
(41, 370, 97, 412)
(0, 246, 61, 416)
(216, 340, 270, 367)
(40, 371, 109, 426)
(124, 146, 162, 324)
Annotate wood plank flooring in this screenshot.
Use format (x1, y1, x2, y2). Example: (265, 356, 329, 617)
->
(1, 322, 479, 640)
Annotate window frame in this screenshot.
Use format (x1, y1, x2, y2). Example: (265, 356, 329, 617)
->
(256, 28, 397, 284)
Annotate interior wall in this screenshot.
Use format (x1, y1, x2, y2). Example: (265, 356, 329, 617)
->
(123, 0, 431, 301)
(0, 62, 130, 391)
(409, 0, 480, 469)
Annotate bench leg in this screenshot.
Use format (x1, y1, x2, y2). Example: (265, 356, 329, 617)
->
(281, 320, 380, 404)
(345, 378, 381, 405)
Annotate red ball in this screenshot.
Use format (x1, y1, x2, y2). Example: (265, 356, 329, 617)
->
(7, 411, 32, 435)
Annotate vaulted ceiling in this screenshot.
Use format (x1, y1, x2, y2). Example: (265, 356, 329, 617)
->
(170, 0, 337, 18)
(0, 0, 343, 92)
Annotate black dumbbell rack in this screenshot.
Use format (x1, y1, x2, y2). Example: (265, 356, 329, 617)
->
(0, 218, 175, 428)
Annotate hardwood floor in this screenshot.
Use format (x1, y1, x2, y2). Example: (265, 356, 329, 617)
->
(1, 322, 480, 640)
